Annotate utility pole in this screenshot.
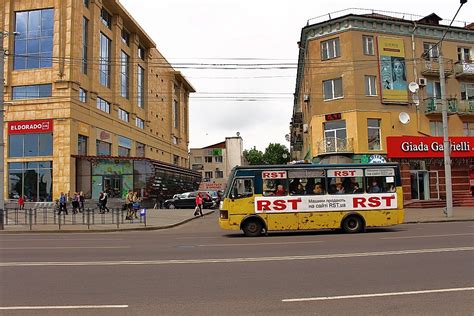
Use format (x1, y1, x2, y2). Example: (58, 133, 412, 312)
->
(438, 50, 453, 217)
(1, 31, 6, 215)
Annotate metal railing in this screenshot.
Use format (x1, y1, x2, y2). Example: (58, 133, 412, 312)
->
(0, 207, 147, 230)
(317, 137, 354, 155)
(425, 97, 473, 114)
(421, 58, 454, 76)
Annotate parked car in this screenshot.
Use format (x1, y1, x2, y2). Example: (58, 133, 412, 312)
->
(163, 191, 215, 209)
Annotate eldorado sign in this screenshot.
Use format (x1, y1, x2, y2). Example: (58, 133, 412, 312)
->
(387, 136, 474, 158)
(8, 119, 53, 134)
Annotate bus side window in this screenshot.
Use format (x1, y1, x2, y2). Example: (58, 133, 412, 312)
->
(231, 178, 254, 199)
(263, 179, 288, 196)
(289, 178, 306, 196)
(367, 177, 385, 193)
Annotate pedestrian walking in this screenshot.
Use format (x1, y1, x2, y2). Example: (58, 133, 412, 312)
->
(18, 195, 25, 210)
(125, 190, 134, 219)
(99, 191, 110, 213)
(132, 192, 140, 219)
(79, 191, 85, 212)
(194, 192, 203, 217)
(58, 192, 68, 215)
(71, 192, 80, 214)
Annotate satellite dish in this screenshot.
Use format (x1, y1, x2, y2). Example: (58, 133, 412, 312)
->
(236, 132, 240, 137)
(399, 112, 411, 125)
(408, 82, 419, 93)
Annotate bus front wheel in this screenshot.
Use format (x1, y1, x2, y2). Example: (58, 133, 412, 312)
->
(342, 215, 364, 233)
(242, 219, 263, 237)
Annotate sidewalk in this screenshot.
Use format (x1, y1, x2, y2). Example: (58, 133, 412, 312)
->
(0, 208, 215, 233)
(0, 207, 472, 233)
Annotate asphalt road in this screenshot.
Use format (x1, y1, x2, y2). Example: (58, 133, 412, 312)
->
(0, 213, 473, 315)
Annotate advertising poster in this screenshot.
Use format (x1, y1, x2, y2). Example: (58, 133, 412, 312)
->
(378, 37, 408, 103)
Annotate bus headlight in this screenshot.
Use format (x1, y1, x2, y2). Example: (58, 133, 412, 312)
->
(219, 201, 223, 210)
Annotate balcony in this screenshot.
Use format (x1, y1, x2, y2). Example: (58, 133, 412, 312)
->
(454, 61, 474, 79)
(421, 58, 454, 77)
(425, 98, 474, 115)
(317, 137, 354, 155)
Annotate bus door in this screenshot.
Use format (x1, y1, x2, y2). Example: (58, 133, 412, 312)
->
(228, 177, 255, 215)
(259, 170, 298, 231)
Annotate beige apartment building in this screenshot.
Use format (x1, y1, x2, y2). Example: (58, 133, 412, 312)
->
(1, 0, 199, 204)
(291, 10, 474, 206)
(190, 137, 244, 191)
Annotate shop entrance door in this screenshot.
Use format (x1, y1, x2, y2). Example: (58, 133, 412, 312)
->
(410, 171, 430, 200)
(103, 176, 121, 198)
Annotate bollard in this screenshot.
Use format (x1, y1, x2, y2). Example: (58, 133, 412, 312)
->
(86, 209, 91, 230)
(29, 209, 33, 231)
(116, 208, 120, 229)
(0, 209, 4, 230)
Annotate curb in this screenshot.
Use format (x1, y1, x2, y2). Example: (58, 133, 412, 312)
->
(0, 210, 215, 234)
(403, 218, 474, 224)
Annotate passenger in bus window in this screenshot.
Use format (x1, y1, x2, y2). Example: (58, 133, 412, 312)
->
(335, 183, 345, 194)
(351, 183, 363, 194)
(313, 183, 325, 195)
(292, 183, 305, 195)
(274, 184, 286, 196)
(368, 180, 381, 193)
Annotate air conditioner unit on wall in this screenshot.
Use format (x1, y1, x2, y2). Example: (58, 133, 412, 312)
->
(303, 124, 309, 133)
(303, 94, 310, 102)
(418, 78, 427, 86)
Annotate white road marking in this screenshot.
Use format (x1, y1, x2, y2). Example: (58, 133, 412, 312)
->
(0, 238, 123, 242)
(0, 246, 129, 250)
(0, 246, 472, 267)
(282, 287, 474, 302)
(381, 233, 474, 240)
(0, 305, 128, 310)
(197, 241, 323, 247)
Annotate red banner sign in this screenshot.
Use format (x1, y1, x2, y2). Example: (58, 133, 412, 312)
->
(8, 119, 53, 134)
(387, 136, 474, 158)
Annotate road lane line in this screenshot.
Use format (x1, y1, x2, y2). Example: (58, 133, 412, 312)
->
(1, 238, 123, 242)
(282, 287, 474, 302)
(0, 305, 128, 310)
(381, 233, 474, 240)
(197, 241, 323, 247)
(0, 246, 472, 267)
(0, 246, 130, 250)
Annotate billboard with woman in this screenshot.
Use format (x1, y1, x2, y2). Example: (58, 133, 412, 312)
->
(378, 37, 408, 103)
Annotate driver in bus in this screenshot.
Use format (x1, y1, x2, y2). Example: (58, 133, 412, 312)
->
(274, 184, 286, 196)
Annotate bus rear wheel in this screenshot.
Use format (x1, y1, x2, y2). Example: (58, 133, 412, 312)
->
(342, 215, 364, 233)
(242, 219, 263, 237)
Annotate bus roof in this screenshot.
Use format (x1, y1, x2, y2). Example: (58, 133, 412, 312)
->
(232, 163, 399, 171)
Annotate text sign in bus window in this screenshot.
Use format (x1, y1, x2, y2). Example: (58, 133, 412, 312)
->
(327, 169, 363, 177)
(262, 171, 287, 179)
(365, 168, 395, 177)
(255, 193, 398, 213)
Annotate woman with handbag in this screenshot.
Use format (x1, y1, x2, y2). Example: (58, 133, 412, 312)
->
(194, 192, 203, 217)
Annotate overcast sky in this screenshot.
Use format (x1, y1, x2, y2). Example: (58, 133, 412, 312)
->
(120, 0, 472, 151)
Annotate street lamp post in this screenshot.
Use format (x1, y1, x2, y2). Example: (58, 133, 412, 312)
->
(0, 31, 6, 216)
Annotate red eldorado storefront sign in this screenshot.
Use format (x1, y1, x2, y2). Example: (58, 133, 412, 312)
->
(387, 136, 474, 158)
(8, 119, 53, 134)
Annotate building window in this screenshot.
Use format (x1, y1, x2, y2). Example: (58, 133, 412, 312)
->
(173, 100, 179, 128)
(321, 38, 340, 60)
(324, 120, 347, 153)
(99, 32, 111, 87)
(423, 42, 439, 60)
(121, 29, 130, 46)
(138, 46, 145, 60)
(82, 17, 88, 74)
(96, 97, 110, 113)
(118, 108, 129, 122)
(8, 133, 53, 157)
(118, 146, 130, 157)
(204, 171, 213, 179)
(215, 170, 224, 178)
(204, 156, 212, 163)
(363, 35, 374, 55)
(214, 156, 223, 163)
(429, 121, 443, 136)
(457, 47, 471, 63)
(96, 140, 111, 155)
(173, 155, 179, 165)
(12, 84, 52, 99)
(461, 82, 474, 101)
(365, 75, 377, 96)
(14, 9, 54, 70)
(137, 66, 144, 108)
(78, 135, 88, 155)
(172, 136, 178, 145)
(8, 161, 53, 202)
(464, 122, 474, 136)
(194, 157, 202, 163)
(136, 142, 145, 157)
(100, 8, 111, 28)
(368, 119, 381, 151)
(120, 51, 129, 98)
(135, 117, 145, 129)
(84, 0, 89, 8)
(79, 88, 87, 103)
(323, 78, 343, 100)
(427, 81, 441, 99)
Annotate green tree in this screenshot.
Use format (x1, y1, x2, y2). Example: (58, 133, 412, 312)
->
(263, 143, 290, 165)
(243, 147, 264, 165)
